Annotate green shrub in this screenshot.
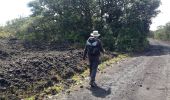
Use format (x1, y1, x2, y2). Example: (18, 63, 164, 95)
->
(115, 27, 148, 52)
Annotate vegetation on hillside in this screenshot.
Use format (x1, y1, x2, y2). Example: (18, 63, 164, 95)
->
(152, 22, 170, 41)
(0, 0, 160, 52)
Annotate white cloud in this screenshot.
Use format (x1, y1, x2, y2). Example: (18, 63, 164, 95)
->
(150, 0, 170, 30)
(0, 0, 32, 25)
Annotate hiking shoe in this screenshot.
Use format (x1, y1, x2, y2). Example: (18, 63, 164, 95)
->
(90, 82, 98, 87)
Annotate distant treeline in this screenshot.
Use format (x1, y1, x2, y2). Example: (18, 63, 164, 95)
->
(1, 0, 160, 52)
(152, 22, 170, 41)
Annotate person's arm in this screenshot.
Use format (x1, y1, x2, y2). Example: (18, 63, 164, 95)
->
(83, 44, 88, 60)
(98, 40, 104, 54)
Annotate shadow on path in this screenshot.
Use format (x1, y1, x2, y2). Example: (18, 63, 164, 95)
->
(87, 86, 111, 98)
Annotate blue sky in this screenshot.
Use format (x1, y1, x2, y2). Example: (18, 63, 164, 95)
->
(0, 0, 169, 31)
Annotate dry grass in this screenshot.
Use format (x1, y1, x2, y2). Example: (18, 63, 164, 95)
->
(0, 31, 13, 38)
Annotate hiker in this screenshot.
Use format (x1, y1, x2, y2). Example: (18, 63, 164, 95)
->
(83, 30, 104, 87)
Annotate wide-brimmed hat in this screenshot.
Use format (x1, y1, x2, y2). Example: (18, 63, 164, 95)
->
(90, 31, 100, 37)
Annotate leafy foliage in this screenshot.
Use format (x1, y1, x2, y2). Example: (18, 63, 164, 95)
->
(153, 22, 170, 41)
(2, 0, 160, 52)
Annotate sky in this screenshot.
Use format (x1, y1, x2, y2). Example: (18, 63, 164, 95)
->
(0, 0, 32, 26)
(0, 0, 170, 31)
(150, 0, 170, 30)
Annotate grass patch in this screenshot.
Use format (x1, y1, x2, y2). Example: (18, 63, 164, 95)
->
(44, 84, 64, 95)
(24, 84, 64, 100)
(25, 96, 36, 100)
(99, 54, 128, 71)
(0, 31, 13, 38)
(72, 69, 89, 85)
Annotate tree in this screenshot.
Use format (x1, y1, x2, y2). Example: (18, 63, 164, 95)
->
(16, 0, 161, 51)
(154, 22, 170, 41)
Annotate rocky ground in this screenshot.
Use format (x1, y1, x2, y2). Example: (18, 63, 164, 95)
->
(47, 39, 170, 100)
(0, 38, 115, 100)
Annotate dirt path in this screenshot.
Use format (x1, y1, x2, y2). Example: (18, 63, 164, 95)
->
(47, 39, 170, 100)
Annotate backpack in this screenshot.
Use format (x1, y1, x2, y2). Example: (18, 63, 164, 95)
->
(86, 38, 100, 56)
